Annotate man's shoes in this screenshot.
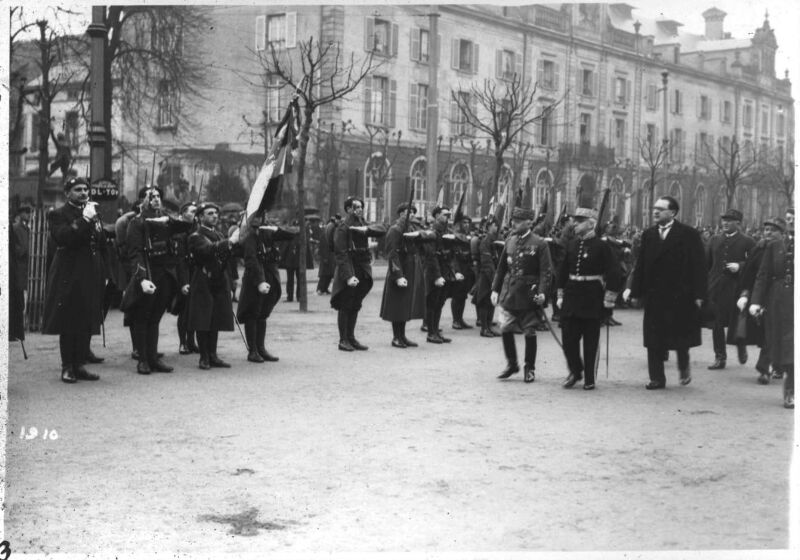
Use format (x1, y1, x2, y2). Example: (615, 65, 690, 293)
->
(523, 367, 535, 383)
(772, 370, 784, 380)
(562, 373, 582, 388)
(452, 322, 464, 330)
(497, 363, 520, 379)
(758, 372, 770, 385)
(401, 337, 418, 347)
(480, 328, 496, 338)
(438, 333, 452, 343)
(350, 339, 368, 351)
(179, 344, 192, 355)
(583, 383, 596, 390)
(74, 365, 100, 380)
(198, 358, 211, 370)
(149, 359, 174, 373)
(338, 340, 355, 351)
(391, 338, 407, 348)
(458, 321, 473, 329)
(679, 370, 692, 386)
(707, 359, 726, 370)
(247, 350, 265, 363)
(737, 346, 748, 365)
(420, 322, 428, 332)
(131, 350, 140, 361)
(645, 381, 666, 390)
(61, 366, 77, 384)
(137, 361, 152, 375)
(426, 334, 444, 344)
(209, 356, 231, 368)
(258, 348, 279, 362)
(86, 351, 104, 364)
(784, 394, 795, 409)
(186, 341, 199, 353)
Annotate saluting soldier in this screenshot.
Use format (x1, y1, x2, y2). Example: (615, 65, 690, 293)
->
(491, 207, 553, 383)
(706, 209, 755, 369)
(126, 187, 193, 374)
(42, 177, 108, 383)
(450, 215, 475, 330)
(557, 208, 623, 391)
(379, 202, 425, 348)
(331, 196, 386, 351)
(473, 215, 501, 337)
(421, 206, 458, 344)
(175, 201, 199, 355)
(236, 215, 293, 363)
(187, 202, 237, 370)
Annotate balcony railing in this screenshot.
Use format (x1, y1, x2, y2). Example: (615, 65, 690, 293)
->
(534, 6, 567, 32)
(558, 142, 616, 167)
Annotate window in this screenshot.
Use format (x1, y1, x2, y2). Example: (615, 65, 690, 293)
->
(496, 49, 517, 80)
(452, 39, 479, 73)
(777, 110, 785, 136)
(579, 113, 591, 144)
(364, 17, 396, 56)
(267, 14, 286, 49)
(450, 163, 470, 207)
(265, 74, 285, 123)
(156, 79, 177, 129)
(613, 118, 626, 156)
(410, 158, 427, 214)
(698, 132, 711, 164)
(761, 106, 769, 135)
(373, 19, 390, 55)
(410, 28, 431, 62)
(695, 185, 706, 226)
(613, 76, 630, 105)
(671, 89, 683, 115)
(669, 128, 685, 163)
(65, 111, 80, 149)
(743, 103, 753, 129)
(722, 100, 732, 123)
(363, 76, 396, 128)
(256, 12, 296, 51)
(30, 113, 40, 153)
(645, 83, 658, 111)
(451, 91, 473, 136)
(699, 95, 711, 120)
(537, 59, 559, 91)
(409, 83, 428, 130)
(581, 67, 595, 97)
(537, 105, 556, 147)
(646, 123, 656, 146)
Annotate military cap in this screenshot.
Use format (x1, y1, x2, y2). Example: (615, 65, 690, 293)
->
(396, 202, 418, 215)
(138, 185, 164, 200)
(63, 176, 90, 192)
(511, 207, 536, 221)
(431, 205, 451, 217)
(195, 202, 220, 216)
(720, 209, 743, 221)
(179, 201, 198, 214)
(763, 217, 786, 232)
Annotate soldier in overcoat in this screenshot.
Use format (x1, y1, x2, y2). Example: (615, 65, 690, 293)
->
(626, 196, 707, 389)
(705, 209, 755, 369)
(175, 201, 199, 355)
(750, 219, 794, 408)
(450, 216, 475, 330)
(420, 206, 458, 344)
(472, 215, 501, 337)
(237, 215, 294, 363)
(316, 215, 339, 294)
(187, 202, 236, 369)
(557, 208, 623, 390)
(42, 177, 108, 383)
(331, 196, 386, 351)
(379, 202, 425, 348)
(491, 207, 553, 383)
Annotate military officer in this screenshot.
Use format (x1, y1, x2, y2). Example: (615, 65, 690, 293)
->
(491, 207, 553, 383)
(450, 215, 475, 330)
(421, 206, 458, 344)
(473, 215, 501, 337)
(557, 208, 623, 390)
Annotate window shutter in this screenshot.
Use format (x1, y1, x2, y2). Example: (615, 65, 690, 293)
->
(365, 17, 375, 52)
(391, 23, 399, 57)
(593, 72, 598, 97)
(550, 113, 558, 144)
(286, 12, 297, 48)
(694, 133, 698, 162)
(537, 60, 544, 86)
(708, 134, 714, 159)
(515, 51, 523, 80)
(389, 79, 397, 128)
(554, 63, 560, 91)
(364, 76, 372, 124)
(670, 91, 675, 114)
(707, 99, 712, 121)
(496, 50, 503, 79)
(409, 84, 418, 129)
(451, 98, 459, 133)
(679, 91, 684, 114)
(410, 28, 420, 61)
(682, 130, 687, 161)
(472, 43, 480, 74)
(255, 16, 266, 51)
(626, 80, 631, 104)
(451, 39, 460, 69)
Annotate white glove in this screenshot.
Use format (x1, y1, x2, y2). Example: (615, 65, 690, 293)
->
(736, 296, 748, 311)
(434, 277, 445, 288)
(455, 272, 465, 281)
(442, 234, 456, 240)
(229, 228, 240, 245)
(557, 298, 564, 309)
(145, 216, 169, 223)
(725, 262, 740, 273)
(181, 284, 190, 295)
(258, 282, 270, 294)
(403, 231, 420, 238)
(490, 291, 499, 307)
(622, 288, 631, 302)
(349, 226, 368, 233)
(533, 293, 545, 305)
(749, 304, 763, 317)
(140, 279, 156, 294)
(82, 202, 98, 221)
(347, 276, 359, 287)
(396, 277, 408, 288)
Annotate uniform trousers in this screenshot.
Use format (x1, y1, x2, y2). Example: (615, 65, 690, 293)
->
(132, 275, 176, 364)
(425, 286, 448, 335)
(561, 316, 601, 385)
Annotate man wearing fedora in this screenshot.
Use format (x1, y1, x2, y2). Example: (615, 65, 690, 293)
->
(625, 196, 707, 389)
(705, 209, 755, 370)
(557, 207, 623, 391)
(491, 206, 553, 383)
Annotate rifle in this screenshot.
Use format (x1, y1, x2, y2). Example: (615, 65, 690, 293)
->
(453, 189, 466, 224)
(151, 152, 157, 187)
(595, 188, 611, 237)
(532, 193, 549, 229)
(402, 182, 414, 234)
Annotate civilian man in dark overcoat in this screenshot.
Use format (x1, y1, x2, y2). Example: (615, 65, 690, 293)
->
(750, 218, 794, 409)
(491, 207, 553, 383)
(42, 177, 108, 383)
(236, 215, 293, 363)
(705, 209, 755, 369)
(187, 202, 236, 370)
(379, 202, 425, 348)
(626, 196, 707, 389)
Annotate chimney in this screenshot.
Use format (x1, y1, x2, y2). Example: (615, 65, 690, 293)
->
(702, 7, 726, 40)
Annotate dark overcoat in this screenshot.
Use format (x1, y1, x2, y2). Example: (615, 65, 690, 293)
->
(236, 228, 287, 322)
(472, 231, 500, 307)
(492, 230, 553, 312)
(751, 236, 793, 366)
(317, 221, 337, 278)
(706, 232, 755, 329)
(726, 239, 768, 346)
(187, 226, 234, 332)
(379, 220, 425, 322)
(330, 215, 385, 310)
(42, 202, 107, 335)
(629, 220, 707, 349)
(421, 224, 456, 296)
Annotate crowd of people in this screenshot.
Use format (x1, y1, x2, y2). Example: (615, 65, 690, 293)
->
(10, 177, 795, 409)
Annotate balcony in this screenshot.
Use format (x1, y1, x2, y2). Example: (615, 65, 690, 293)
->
(610, 28, 637, 50)
(558, 142, 616, 168)
(534, 6, 567, 32)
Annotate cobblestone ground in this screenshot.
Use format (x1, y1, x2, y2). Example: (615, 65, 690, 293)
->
(4, 264, 796, 556)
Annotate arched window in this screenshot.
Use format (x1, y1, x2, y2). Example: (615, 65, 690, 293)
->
(609, 176, 624, 222)
(364, 152, 391, 223)
(669, 181, 682, 212)
(497, 164, 514, 205)
(714, 187, 727, 220)
(450, 162, 471, 210)
(410, 157, 427, 217)
(534, 168, 552, 213)
(694, 184, 707, 227)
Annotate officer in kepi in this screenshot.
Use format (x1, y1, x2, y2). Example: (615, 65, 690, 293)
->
(557, 207, 623, 390)
(491, 206, 553, 383)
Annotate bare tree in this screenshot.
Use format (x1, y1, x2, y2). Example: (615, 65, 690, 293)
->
(705, 136, 757, 208)
(638, 135, 669, 225)
(363, 125, 402, 223)
(257, 36, 381, 311)
(310, 120, 354, 217)
(452, 73, 559, 200)
(751, 146, 795, 208)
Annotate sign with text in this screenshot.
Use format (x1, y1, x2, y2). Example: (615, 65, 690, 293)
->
(90, 179, 119, 201)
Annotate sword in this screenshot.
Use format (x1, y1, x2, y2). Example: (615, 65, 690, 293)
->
(17, 338, 28, 360)
(538, 309, 563, 350)
(606, 317, 610, 379)
(233, 312, 249, 352)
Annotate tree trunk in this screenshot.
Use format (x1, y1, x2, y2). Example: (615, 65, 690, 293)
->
(295, 104, 315, 312)
(37, 23, 51, 208)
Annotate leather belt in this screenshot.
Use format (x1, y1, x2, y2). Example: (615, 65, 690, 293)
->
(569, 274, 603, 282)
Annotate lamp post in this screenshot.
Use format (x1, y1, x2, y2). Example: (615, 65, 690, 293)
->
(661, 70, 669, 194)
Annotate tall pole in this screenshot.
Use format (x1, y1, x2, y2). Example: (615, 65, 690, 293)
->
(87, 8, 113, 216)
(661, 70, 669, 196)
(426, 8, 440, 215)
